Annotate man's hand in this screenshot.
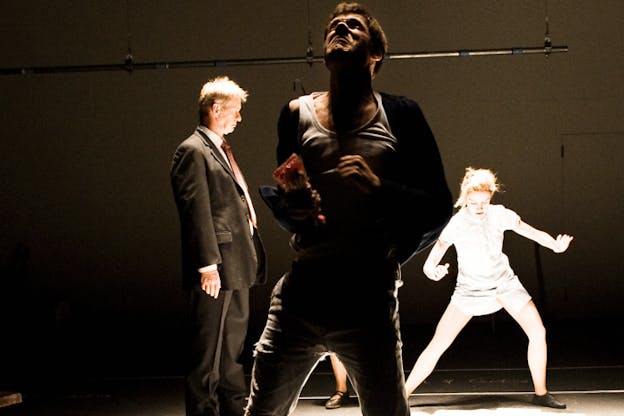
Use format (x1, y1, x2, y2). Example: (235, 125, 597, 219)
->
(335, 155, 380, 193)
(200, 269, 221, 298)
(284, 186, 322, 220)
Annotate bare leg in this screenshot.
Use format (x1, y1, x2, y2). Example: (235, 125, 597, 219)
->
(404, 303, 472, 395)
(499, 299, 548, 395)
(329, 353, 349, 393)
(324, 353, 350, 409)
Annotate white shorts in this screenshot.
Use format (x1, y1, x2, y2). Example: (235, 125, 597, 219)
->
(450, 275, 532, 316)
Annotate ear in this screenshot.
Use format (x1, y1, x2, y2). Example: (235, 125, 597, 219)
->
(368, 47, 383, 63)
(368, 53, 382, 76)
(211, 103, 221, 116)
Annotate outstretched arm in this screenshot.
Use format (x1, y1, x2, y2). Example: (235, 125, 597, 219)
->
(423, 239, 451, 281)
(513, 220, 574, 253)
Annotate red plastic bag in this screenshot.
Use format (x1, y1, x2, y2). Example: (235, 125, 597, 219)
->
(273, 153, 309, 191)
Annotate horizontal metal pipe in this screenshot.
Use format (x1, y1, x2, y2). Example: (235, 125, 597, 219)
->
(389, 45, 568, 59)
(0, 45, 568, 75)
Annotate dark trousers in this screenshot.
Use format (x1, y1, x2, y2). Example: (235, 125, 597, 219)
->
(245, 259, 409, 416)
(186, 286, 249, 416)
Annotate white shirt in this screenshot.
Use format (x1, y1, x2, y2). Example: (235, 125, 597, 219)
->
(439, 204, 520, 292)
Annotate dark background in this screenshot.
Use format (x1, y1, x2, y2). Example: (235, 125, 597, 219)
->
(1, 0, 622, 387)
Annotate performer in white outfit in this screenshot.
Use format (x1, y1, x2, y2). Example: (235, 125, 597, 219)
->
(404, 167, 573, 409)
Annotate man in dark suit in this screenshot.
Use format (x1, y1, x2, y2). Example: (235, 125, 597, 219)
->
(171, 76, 266, 416)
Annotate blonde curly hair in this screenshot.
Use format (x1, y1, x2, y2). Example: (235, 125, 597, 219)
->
(454, 167, 501, 208)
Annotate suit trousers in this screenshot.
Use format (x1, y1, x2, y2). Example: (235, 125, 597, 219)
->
(186, 286, 250, 416)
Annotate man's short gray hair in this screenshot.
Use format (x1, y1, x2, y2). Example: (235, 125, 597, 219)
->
(198, 76, 248, 120)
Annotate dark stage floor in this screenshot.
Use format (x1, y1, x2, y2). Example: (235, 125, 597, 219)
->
(1, 368, 622, 415)
(1, 318, 622, 415)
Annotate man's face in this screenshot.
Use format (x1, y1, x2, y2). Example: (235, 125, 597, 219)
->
(211, 97, 242, 136)
(324, 13, 372, 65)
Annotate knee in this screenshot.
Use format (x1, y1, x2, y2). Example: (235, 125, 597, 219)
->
(427, 335, 454, 355)
(253, 338, 273, 356)
(528, 323, 546, 343)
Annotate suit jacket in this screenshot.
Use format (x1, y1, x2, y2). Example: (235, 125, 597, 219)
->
(171, 128, 267, 290)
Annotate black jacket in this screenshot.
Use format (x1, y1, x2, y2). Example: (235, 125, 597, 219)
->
(261, 92, 452, 265)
